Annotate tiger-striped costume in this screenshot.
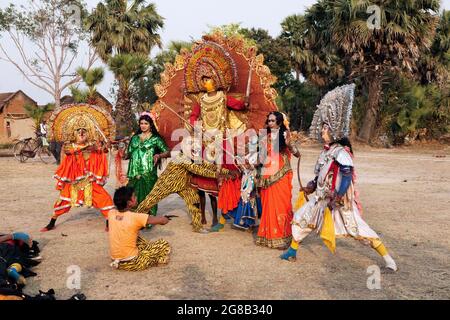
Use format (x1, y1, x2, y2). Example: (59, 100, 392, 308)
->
(117, 237, 170, 271)
(136, 153, 230, 232)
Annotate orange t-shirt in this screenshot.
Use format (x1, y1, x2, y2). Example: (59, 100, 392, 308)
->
(108, 209, 148, 260)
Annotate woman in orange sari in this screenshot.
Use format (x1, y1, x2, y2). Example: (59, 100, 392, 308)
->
(256, 112, 300, 249)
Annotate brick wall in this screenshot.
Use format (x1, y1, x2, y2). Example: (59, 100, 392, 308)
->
(0, 92, 38, 142)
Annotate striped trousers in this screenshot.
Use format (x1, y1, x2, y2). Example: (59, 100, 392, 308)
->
(118, 237, 171, 271)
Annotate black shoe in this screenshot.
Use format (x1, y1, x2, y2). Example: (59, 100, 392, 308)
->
(69, 293, 86, 300)
(41, 218, 56, 232)
(31, 289, 56, 301)
(29, 241, 41, 257)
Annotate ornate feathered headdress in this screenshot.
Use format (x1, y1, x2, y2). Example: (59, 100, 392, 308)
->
(184, 40, 237, 93)
(48, 104, 115, 143)
(309, 83, 356, 141)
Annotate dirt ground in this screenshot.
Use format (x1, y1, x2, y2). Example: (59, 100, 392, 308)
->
(1, 144, 449, 300)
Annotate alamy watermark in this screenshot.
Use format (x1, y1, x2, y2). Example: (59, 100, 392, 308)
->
(64, 2, 82, 29)
(367, 4, 381, 30)
(66, 265, 81, 290)
(366, 265, 381, 290)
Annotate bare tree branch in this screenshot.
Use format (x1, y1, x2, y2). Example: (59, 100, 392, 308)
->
(36, 37, 55, 76)
(0, 46, 54, 95)
(3, 30, 54, 89)
(0, 0, 96, 108)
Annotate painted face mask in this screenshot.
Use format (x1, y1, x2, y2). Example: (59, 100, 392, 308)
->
(203, 79, 215, 92)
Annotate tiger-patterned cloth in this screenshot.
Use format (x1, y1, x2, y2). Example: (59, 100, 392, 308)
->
(117, 237, 171, 271)
(136, 153, 230, 232)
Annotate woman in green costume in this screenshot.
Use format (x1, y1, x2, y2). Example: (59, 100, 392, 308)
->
(127, 113, 170, 215)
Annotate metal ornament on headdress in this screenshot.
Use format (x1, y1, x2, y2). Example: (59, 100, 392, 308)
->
(309, 83, 356, 141)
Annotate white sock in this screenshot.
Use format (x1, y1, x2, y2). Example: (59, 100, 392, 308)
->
(383, 254, 398, 271)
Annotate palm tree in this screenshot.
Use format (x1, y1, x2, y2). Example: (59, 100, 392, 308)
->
(281, 14, 308, 82)
(70, 67, 105, 104)
(86, 0, 164, 60)
(283, 0, 440, 142)
(24, 103, 54, 133)
(418, 10, 450, 87)
(78, 67, 105, 99)
(167, 40, 192, 54)
(70, 87, 89, 104)
(86, 0, 164, 134)
(281, 12, 346, 88)
(328, 0, 440, 142)
(108, 53, 148, 135)
(131, 40, 193, 110)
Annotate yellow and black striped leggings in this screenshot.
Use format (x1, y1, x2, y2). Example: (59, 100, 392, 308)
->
(118, 237, 171, 271)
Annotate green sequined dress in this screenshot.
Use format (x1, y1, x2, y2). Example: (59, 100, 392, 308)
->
(127, 134, 169, 215)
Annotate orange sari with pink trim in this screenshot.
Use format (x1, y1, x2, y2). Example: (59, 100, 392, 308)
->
(256, 143, 293, 249)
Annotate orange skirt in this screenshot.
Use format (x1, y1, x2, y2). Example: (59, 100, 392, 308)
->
(218, 178, 241, 214)
(256, 171, 293, 249)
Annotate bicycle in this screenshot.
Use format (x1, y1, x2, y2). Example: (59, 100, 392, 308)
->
(12, 133, 54, 164)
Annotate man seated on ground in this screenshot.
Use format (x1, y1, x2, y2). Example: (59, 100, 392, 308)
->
(108, 187, 171, 271)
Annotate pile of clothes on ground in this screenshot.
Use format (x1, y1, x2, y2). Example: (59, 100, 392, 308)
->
(0, 232, 85, 300)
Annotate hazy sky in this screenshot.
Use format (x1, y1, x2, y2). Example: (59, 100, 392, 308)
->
(0, 0, 449, 104)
